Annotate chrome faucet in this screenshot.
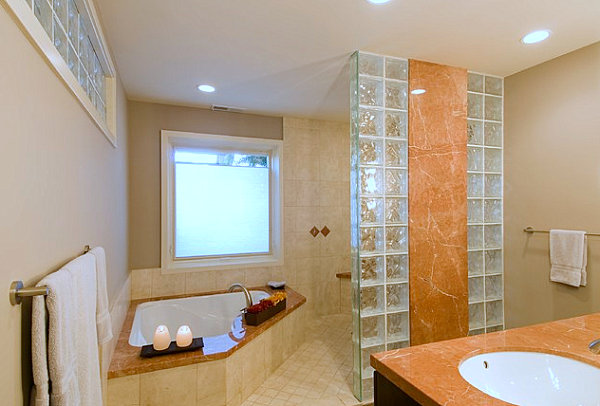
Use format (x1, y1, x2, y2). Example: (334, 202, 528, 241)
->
(228, 283, 253, 309)
(589, 339, 600, 354)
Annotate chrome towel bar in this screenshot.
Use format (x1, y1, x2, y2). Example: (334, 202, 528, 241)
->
(9, 245, 91, 305)
(523, 227, 600, 237)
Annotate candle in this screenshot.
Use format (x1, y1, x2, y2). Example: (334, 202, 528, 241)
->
(153, 325, 171, 351)
(176, 325, 193, 347)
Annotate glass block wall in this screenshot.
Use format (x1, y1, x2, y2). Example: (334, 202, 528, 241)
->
(467, 72, 505, 335)
(350, 51, 410, 401)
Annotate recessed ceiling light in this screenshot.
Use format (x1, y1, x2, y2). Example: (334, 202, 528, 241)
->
(197, 84, 216, 93)
(521, 30, 551, 44)
(411, 89, 426, 95)
(366, 0, 391, 4)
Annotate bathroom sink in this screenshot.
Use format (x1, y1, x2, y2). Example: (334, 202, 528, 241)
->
(459, 351, 600, 405)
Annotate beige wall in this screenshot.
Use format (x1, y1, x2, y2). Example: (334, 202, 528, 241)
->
(504, 42, 600, 328)
(128, 102, 350, 316)
(0, 5, 129, 404)
(128, 101, 283, 270)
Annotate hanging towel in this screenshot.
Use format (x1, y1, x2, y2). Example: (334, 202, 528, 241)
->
(550, 229, 588, 287)
(32, 253, 103, 406)
(89, 247, 113, 345)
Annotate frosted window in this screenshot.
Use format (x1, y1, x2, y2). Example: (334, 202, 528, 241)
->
(174, 149, 270, 258)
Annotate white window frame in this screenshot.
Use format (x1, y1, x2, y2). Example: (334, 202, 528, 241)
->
(161, 130, 284, 273)
(3, 0, 118, 146)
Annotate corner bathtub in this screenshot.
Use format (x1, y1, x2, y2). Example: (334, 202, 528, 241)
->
(128, 289, 270, 347)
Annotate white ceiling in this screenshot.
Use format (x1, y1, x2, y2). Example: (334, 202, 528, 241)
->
(95, 0, 600, 121)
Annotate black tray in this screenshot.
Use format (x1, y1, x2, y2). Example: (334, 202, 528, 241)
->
(244, 299, 286, 326)
(140, 337, 204, 358)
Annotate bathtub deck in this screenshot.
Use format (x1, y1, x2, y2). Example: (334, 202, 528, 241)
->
(108, 286, 306, 378)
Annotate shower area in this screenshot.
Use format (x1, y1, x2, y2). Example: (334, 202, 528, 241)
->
(349, 51, 505, 402)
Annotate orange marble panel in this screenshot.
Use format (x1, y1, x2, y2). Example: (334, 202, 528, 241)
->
(408, 59, 468, 345)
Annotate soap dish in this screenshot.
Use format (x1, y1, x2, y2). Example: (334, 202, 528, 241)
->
(140, 337, 204, 358)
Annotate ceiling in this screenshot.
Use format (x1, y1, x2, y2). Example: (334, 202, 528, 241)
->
(94, 0, 600, 121)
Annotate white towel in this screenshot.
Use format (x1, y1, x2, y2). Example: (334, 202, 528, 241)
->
(550, 229, 588, 287)
(89, 247, 113, 346)
(32, 253, 103, 405)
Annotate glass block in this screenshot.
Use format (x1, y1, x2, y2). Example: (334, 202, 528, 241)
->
(361, 197, 384, 225)
(385, 58, 408, 81)
(53, 16, 68, 61)
(467, 174, 484, 198)
(467, 146, 483, 172)
(467, 119, 483, 145)
(484, 225, 502, 249)
(359, 108, 383, 137)
(386, 254, 408, 282)
(78, 61, 87, 90)
(53, 0, 68, 31)
(468, 250, 484, 276)
(469, 302, 484, 329)
(485, 96, 502, 121)
(385, 197, 408, 224)
(487, 324, 503, 333)
(385, 169, 408, 196)
(361, 256, 384, 284)
(359, 53, 383, 77)
(485, 122, 502, 147)
(360, 286, 384, 315)
(359, 77, 384, 107)
(469, 276, 484, 302)
(485, 76, 503, 96)
(362, 376, 375, 399)
(486, 300, 503, 326)
(360, 138, 383, 165)
(360, 167, 383, 196)
(361, 315, 384, 346)
(34, 0, 53, 37)
(385, 140, 408, 168)
(360, 227, 384, 253)
(386, 312, 409, 341)
(386, 284, 408, 311)
(67, 44, 78, 77)
(386, 340, 409, 351)
(467, 73, 484, 93)
(468, 199, 483, 224)
(484, 174, 502, 197)
(385, 81, 408, 110)
(78, 20, 89, 69)
(467, 93, 483, 119)
(468, 225, 483, 250)
(485, 275, 503, 301)
(92, 53, 102, 89)
(469, 328, 485, 336)
(386, 226, 408, 252)
(485, 250, 503, 274)
(484, 199, 502, 223)
(67, 0, 79, 47)
(484, 148, 502, 172)
(385, 111, 408, 139)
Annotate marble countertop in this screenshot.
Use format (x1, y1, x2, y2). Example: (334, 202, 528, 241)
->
(371, 313, 600, 405)
(108, 286, 305, 378)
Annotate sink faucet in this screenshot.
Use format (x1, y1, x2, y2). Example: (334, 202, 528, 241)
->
(590, 339, 600, 354)
(228, 283, 252, 309)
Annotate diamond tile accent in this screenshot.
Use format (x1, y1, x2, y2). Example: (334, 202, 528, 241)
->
(321, 226, 331, 237)
(310, 226, 319, 237)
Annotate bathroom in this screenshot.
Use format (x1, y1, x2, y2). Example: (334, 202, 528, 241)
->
(1, 0, 599, 405)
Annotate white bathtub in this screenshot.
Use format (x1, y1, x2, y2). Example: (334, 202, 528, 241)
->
(128, 290, 270, 347)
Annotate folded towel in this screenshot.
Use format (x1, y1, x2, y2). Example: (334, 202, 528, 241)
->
(89, 247, 113, 346)
(550, 229, 588, 287)
(32, 253, 103, 405)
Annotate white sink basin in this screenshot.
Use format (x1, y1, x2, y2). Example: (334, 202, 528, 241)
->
(459, 351, 600, 405)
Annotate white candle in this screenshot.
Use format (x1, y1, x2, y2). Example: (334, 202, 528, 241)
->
(153, 325, 171, 351)
(176, 325, 193, 347)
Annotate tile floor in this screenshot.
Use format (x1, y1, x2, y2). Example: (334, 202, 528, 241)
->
(241, 314, 366, 406)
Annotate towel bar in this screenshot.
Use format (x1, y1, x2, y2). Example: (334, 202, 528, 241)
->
(523, 227, 600, 237)
(9, 245, 91, 305)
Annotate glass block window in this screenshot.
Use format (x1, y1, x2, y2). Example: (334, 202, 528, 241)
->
(467, 72, 504, 336)
(351, 52, 409, 402)
(26, 0, 108, 121)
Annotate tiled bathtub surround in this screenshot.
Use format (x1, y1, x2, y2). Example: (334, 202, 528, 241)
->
(408, 59, 469, 345)
(467, 72, 505, 335)
(351, 51, 410, 401)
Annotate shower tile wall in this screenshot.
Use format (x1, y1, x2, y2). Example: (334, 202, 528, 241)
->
(467, 72, 505, 335)
(351, 52, 410, 401)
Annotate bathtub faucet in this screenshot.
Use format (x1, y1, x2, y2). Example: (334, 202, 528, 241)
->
(228, 283, 253, 309)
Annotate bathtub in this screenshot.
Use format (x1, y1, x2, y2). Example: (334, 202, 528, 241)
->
(128, 290, 270, 347)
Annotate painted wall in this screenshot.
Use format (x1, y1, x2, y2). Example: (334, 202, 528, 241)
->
(504, 42, 600, 328)
(0, 5, 129, 405)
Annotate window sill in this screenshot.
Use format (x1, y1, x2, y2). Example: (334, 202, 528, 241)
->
(162, 254, 284, 274)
